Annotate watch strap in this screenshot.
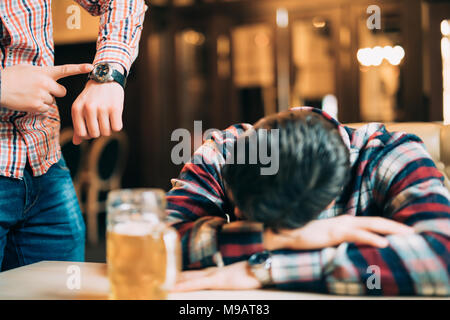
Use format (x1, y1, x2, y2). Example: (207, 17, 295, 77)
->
(111, 69, 127, 89)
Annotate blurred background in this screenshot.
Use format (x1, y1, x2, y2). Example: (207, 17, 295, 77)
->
(51, 0, 450, 261)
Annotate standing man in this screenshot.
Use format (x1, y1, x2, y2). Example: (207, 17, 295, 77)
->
(0, 0, 147, 271)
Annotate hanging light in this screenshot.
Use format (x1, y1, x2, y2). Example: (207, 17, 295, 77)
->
(441, 20, 450, 36)
(276, 8, 289, 28)
(356, 45, 405, 67)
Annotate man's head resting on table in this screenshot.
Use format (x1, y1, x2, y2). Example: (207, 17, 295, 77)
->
(222, 109, 350, 231)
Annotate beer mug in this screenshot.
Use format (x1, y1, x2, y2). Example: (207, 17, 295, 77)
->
(106, 189, 180, 300)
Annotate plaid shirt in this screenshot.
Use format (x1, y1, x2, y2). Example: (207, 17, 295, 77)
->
(166, 107, 450, 296)
(0, 0, 146, 178)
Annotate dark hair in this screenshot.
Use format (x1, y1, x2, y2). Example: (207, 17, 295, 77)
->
(222, 110, 350, 230)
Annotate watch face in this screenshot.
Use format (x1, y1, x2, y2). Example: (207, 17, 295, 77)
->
(94, 63, 112, 82)
(248, 251, 271, 266)
(248, 251, 272, 285)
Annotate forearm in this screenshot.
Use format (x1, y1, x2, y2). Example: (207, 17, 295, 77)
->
(170, 215, 265, 270)
(93, 0, 147, 73)
(269, 224, 450, 296)
(267, 196, 450, 296)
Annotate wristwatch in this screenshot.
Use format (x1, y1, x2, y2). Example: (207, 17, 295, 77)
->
(88, 63, 127, 89)
(248, 250, 273, 286)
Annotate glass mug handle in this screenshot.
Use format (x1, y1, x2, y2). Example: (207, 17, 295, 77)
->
(161, 227, 180, 291)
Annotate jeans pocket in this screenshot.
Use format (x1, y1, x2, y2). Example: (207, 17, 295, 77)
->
(54, 157, 71, 172)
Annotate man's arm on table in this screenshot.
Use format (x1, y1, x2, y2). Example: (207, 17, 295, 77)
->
(169, 132, 450, 296)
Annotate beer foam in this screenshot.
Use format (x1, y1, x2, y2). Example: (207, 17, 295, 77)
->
(112, 221, 153, 236)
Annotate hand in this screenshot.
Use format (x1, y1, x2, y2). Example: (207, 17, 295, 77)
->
(0, 63, 93, 113)
(71, 78, 124, 145)
(264, 215, 415, 251)
(173, 261, 262, 292)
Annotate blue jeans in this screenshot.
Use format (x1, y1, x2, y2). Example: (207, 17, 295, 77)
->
(0, 156, 85, 271)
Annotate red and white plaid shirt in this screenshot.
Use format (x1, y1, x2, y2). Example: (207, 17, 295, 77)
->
(0, 0, 146, 178)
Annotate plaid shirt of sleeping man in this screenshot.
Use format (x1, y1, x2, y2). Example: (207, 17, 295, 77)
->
(166, 107, 450, 296)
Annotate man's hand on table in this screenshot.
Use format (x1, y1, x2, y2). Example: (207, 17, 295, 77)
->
(71, 63, 125, 145)
(0, 63, 93, 112)
(173, 215, 414, 292)
(173, 261, 262, 292)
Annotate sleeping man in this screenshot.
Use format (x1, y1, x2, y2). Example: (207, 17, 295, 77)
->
(166, 107, 450, 296)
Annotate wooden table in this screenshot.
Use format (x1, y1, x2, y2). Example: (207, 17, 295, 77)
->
(0, 261, 446, 300)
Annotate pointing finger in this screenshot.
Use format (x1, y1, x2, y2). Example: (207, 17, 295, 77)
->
(48, 63, 94, 80)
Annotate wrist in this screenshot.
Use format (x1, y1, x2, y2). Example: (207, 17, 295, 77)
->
(247, 250, 273, 287)
(88, 63, 127, 89)
(92, 62, 126, 76)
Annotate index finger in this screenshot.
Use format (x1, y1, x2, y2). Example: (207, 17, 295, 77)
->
(48, 64, 94, 80)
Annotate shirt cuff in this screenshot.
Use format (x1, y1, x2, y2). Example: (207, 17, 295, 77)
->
(187, 217, 227, 268)
(93, 41, 133, 75)
(270, 247, 336, 285)
(218, 221, 265, 265)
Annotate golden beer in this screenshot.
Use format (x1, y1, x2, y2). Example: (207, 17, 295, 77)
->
(106, 189, 179, 300)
